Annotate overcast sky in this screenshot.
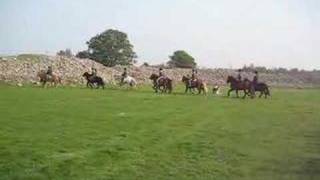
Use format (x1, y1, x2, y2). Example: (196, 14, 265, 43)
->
(0, 0, 319, 69)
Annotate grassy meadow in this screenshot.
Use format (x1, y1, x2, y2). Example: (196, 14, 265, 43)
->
(0, 85, 319, 180)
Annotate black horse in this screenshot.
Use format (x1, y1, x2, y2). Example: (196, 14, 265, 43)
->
(82, 72, 105, 89)
(252, 82, 271, 98)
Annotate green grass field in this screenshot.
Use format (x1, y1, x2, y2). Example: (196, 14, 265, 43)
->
(0, 85, 319, 180)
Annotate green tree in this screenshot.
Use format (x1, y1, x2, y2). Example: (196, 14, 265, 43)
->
(86, 29, 137, 67)
(76, 50, 90, 59)
(167, 50, 196, 68)
(57, 48, 73, 58)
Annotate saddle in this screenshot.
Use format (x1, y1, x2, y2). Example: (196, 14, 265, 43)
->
(189, 79, 199, 87)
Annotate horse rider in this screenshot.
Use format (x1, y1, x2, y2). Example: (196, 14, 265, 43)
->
(156, 67, 165, 84)
(46, 66, 53, 79)
(189, 68, 198, 87)
(89, 67, 97, 81)
(121, 67, 128, 83)
(237, 69, 242, 82)
(91, 67, 97, 77)
(253, 71, 259, 87)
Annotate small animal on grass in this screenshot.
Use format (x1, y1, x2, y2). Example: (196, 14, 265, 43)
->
(212, 85, 221, 95)
(82, 72, 105, 89)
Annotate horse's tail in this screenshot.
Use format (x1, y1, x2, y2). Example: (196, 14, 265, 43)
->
(133, 79, 137, 86)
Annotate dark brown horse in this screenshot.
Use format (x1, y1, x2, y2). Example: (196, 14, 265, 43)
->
(149, 73, 172, 93)
(252, 82, 271, 98)
(181, 76, 207, 94)
(226, 75, 253, 98)
(37, 70, 61, 87)
(82, 72, 105, 89)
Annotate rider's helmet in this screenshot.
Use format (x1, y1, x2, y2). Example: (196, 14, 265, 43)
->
(254, 71, 258, 74)
(238, 69, 242, 72)
(159, 67, 163, 71)
(124, 67, 127, 71)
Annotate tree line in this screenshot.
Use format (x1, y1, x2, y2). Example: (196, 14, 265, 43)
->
(73, 29, 196, 68)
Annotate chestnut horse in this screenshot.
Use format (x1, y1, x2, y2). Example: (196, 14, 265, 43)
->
(149, 73, 172, 93)
(181, 75, 207, 95)
(37, 70, 61, 87)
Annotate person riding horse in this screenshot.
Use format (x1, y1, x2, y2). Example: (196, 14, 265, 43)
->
(157, 67, 165, 84)
(189, 68, 198, 87)
(91, 67, 97, 76)
(253, 71, 258, 87)
(88, 67, 98, 82)
(121, 67, 128, 84)
(46, 66, 53, 79)
(237, 69, 242, 82)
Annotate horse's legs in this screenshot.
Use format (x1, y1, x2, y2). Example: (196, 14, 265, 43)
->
(197, 87, 201, 94)
(227, 89, 233, 97)
(264, 89, 268, 98)
(242, 90, 247, 99)
(236, 90, 239, 98)
(259, 91, 263, 98)
(185, 85, 188, 93)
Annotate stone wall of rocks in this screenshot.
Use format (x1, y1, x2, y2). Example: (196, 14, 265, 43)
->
(1, 54, 319, 88)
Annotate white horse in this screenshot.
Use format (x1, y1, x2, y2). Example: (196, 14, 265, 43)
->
(120, 76, 137, 87)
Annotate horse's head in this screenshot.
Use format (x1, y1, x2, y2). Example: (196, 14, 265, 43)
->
(226, 76, 234, 83)
(181, 75, 189, 83)
(82, 72, 90, 79)
(149, 73, 158, 81)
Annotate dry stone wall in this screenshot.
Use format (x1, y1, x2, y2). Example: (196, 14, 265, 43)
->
(0, 54, 319, 88)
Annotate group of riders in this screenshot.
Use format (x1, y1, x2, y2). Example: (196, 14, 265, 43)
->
(237, 69, 259, 89)
(43, 65, 267, 98)
(44, 65, 260, 86)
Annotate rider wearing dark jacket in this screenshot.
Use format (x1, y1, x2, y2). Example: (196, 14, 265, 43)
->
(190, 68, 198, 87)
(121, 67, 128, 83)
(253, 71, 258, 86)
(159, 67, 164, 77)
(237, 69, 242, 81)
(46, 66, 53, 78)
(156, 68, 165, 84)
(191, 68, 198, 80)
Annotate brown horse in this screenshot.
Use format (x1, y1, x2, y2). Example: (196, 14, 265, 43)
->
(226, 75, 252, 98)
(37, 70, 61, 87)
(181, 75, 207, 95)
(149, 73, 172, 93)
